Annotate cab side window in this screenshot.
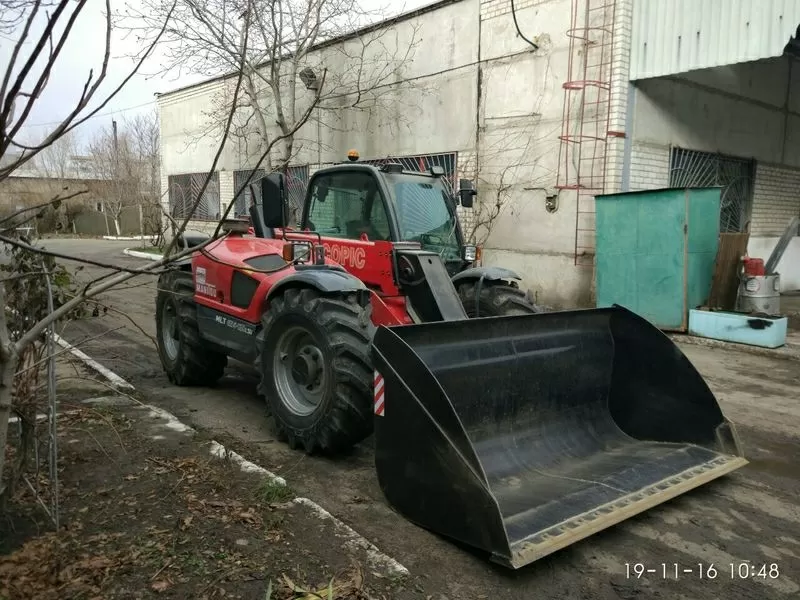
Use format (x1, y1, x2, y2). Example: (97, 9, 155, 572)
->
(305, 171, 392, 241)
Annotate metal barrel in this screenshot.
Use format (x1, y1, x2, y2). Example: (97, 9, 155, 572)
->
(737, 274, 781, 314)
(370, 305, 747, 569)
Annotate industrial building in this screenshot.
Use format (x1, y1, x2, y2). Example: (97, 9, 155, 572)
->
(157, 0, 800, 309)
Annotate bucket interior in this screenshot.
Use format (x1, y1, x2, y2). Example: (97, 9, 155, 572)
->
(391, 308, 733, 546)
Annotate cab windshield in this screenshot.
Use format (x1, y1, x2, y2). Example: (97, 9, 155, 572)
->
(386, 174, 461, 262)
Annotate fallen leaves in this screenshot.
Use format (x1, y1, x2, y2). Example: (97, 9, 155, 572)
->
(2, 404, 381, 600)
(0, 532, 123, 600)
(276, 561, 368, 600)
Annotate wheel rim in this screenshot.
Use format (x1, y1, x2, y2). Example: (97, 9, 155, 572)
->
(273, 325, 327, 417)
(161, 301, 180, 361)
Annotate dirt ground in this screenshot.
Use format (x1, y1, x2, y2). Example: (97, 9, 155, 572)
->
(11, 238, 800, 600)
(1, 387, 405, 600)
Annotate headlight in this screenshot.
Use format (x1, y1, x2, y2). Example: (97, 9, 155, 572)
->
(462, 245, 477, 262)
(282, 241, 313, 263)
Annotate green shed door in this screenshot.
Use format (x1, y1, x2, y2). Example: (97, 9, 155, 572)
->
(686, 188, 722, 312)
(595, 189, 687, 329)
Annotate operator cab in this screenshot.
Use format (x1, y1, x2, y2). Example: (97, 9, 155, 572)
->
(301, 150, 479, 274)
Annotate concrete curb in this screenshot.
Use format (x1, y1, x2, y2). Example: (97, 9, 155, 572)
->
(60, 333, 409, 578)
(669, 333, 800, 361)
(53, 333, 135, 389)
(103, 235, 148, 241)
(123, 247, 163, 261)
(208, 442, 408, 577)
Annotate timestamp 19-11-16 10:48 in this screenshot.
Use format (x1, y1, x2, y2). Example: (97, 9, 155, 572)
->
(625, 562, 781, 580)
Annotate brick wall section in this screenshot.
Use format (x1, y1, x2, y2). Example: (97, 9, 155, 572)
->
(219, 170, 234, 215)
(480, 0, 548, 20)
(750, 164, 800, 236)
(605, 0, 633, 194)
(455, 150, 478, 240)
(160, 172, 169, 217)
(627, 142, 671, 191)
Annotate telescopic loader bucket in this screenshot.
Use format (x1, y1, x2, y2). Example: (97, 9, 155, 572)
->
(370, 305, 747, 569)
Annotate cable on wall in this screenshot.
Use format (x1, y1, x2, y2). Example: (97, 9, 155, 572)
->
(510, 0, 539, 51)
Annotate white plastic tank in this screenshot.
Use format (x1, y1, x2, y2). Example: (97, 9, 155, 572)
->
(737, 274, 781, 315)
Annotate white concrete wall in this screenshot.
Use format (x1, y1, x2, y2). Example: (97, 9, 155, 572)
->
(476, 0, 634, 308)
(158, 80, 230, 177)
(626, 55, 800, 290)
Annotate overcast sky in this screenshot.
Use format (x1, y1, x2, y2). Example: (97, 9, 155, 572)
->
(6, 0, 432, 150)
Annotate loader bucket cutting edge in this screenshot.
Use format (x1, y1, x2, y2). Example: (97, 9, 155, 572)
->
(370, 304, 747, 569)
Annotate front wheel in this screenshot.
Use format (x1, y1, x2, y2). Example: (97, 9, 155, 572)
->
(255, 287, 374, 455)
(456, 280, 541, 318)
(155, 269, 228, 386)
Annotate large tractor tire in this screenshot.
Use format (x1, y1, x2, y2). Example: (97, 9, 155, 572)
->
(456, 280, 541, 318)
(255, 287, 374, 455)
(156, 269, 228, 386)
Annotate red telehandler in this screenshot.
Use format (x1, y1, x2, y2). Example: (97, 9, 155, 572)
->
(155, 155, 747, 569)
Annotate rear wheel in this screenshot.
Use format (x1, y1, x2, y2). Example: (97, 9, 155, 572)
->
(456, 280, 541, 318)
(156, 269, 227, 385)
(255, 287, 374, 454)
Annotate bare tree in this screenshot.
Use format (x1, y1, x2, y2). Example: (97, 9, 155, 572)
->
(86, 112, 161, 236)
(127, 110, 161, 200)
(34, 129, 78, 178)
(0, 0, 177, 494)
(125, 0, 423, 172)
(126, 110, 164, 242)
(85, 123, 141, 234)
(0, 0, 326, 497)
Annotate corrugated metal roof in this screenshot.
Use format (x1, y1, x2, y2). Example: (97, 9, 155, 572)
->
(630, 0, 800, 80)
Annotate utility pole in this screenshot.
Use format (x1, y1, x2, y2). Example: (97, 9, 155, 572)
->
(112, 119, 120, 235)
(112, 119, 119, 173)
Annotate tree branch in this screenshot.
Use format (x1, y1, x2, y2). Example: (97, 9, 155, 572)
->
(0, 0, 42, 114)
(0, 233, 169, 275)
(0, 1, 177, 179)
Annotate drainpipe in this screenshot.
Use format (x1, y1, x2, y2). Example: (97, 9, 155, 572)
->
(621, 83, 636, 192)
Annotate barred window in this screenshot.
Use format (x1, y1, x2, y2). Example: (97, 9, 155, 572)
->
(233, 169, 265, 216)
(360, 152, 458, 192)
(669, 148, 755, 233)
(168, 172, 220, 220)
(233, 165, 310, 219)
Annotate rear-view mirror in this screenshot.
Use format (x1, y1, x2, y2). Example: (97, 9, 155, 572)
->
(458, 178, 476, 208)
(259, 173, 288, 229)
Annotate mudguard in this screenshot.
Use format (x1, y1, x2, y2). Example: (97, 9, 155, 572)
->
(370, 304, 747, 569)
(267, 265, 370, 307)
(451, 266, 521, 285)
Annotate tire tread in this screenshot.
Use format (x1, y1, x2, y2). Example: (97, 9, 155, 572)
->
(255, 288, 373, 455)
(156, 269, 227, 386)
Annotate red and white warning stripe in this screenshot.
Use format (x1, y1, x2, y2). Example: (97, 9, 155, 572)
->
(374, 370, 385, 416)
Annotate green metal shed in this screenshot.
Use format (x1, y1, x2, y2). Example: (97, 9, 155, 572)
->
(594, 187, 721, 331)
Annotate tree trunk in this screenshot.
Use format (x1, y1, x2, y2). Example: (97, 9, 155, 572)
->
(114, 217, 121, 237)
(244, 76, 273, 172)
(0, 283, 18, 498)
